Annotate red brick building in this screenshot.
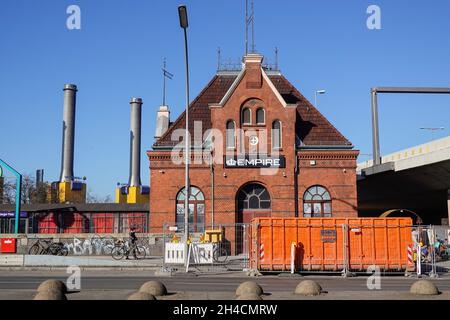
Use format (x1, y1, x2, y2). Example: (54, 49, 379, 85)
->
(148, 54, 359, 236)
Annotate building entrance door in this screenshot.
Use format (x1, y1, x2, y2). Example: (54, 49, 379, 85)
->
(236, 183, 271, 254)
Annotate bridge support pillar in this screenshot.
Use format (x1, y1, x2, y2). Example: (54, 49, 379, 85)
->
(447, 189, 450, 226)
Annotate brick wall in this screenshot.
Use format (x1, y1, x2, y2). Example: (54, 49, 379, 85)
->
(148, 55, 359, 232)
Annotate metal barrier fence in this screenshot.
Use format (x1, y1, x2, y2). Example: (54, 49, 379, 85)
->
(250, 220, 450, 277)
(162, 223, 251, 274)
(6, 233, 163, 257)
(2, 219, 448, 278)
(411, 225, 450, 277)
(0, 212, 149, 234)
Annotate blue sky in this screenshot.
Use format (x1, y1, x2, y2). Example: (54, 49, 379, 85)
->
(1, 0, 449, 199)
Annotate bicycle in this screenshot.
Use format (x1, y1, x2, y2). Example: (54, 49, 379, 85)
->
(212, 242, 228, 263)
(28, 239, 68, 256)
(111, 240, 146, 260)
(49, 242, 69, 256)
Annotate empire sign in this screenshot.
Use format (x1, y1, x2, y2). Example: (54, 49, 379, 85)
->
(224, 155, 286, 168)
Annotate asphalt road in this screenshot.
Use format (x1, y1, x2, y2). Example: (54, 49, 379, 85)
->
(1, 271, 450, 292)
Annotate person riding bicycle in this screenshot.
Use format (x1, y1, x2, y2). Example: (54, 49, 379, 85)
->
(126, 227, 138, 260)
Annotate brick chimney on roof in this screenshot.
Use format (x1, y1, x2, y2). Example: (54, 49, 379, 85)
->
(155, 105, 170, 139)
(244, 53, 263, 89)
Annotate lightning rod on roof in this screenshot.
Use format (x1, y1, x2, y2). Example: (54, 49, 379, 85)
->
(217, 47, 221, 71)
(162, 57, 174, 106)
(245, 0, 256, 55)
(275, 47, 279, 70)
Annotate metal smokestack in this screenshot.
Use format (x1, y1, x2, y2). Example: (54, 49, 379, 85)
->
(59, 84, 77, 182)
(36, 169, 44, 187)
(129, 98, 142, 187)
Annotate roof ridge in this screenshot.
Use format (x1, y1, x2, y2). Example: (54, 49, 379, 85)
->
(276, 75, 352, 146)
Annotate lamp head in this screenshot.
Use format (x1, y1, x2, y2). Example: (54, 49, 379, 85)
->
(178, 5, 188, 29)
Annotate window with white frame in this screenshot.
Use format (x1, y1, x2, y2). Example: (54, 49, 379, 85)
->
(303, 186, 332, 218)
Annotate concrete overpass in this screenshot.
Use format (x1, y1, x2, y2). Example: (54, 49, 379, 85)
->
(357, 136, 450, 225)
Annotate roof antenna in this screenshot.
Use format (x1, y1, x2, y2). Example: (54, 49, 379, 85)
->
(162, 57, 173, 106)
(275, 47, 279, 70)
(245, 0, 255, 55)
(250, 0, 255, 53)
(217, 47, 221, 71)
(245, 0, 248, 55)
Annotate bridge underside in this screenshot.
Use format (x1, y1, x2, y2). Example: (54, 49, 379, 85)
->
(357, 159, 450, 225)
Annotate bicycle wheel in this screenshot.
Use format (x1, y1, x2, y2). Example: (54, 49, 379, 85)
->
(213, 247, 228, 264)
(48, 244, 61, 255)
(28, 243, 40, 255)
(59, 246, 69, 256)
(111, 246, 125, 260)
(135, 246, 146, 260)
(54, 243, 68, 256)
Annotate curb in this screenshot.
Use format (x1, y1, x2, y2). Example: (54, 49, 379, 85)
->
(0, 266, 161, 272)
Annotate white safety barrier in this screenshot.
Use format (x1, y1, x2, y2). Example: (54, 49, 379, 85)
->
(290, 242, 296, 274)
(165, 243, 185, 264)
(185, 243, 215, 273)
(416, 245, 422, 276)
(189, 243, 214, 264)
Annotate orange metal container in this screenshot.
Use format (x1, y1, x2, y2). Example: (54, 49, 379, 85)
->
(251, 217, 413, 271)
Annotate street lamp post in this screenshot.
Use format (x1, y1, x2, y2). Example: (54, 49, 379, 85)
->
(178, 4, 190, 269)
(314, 90, 326, 108)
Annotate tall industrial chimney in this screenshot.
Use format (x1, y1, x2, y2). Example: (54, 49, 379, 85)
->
(59, 84, 77, 182)
(36, 169, 44, 187)
(115, 97, 149, 204)
(52, 84, 86, 204)
(129, 97, 142, 187)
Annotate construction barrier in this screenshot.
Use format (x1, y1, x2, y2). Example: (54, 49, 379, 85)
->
(164, 243, 185, 264)
(162, 223, 251, 273)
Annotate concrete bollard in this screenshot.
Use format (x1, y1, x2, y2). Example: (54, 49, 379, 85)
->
(139, 281, 168, 296)
(294, 280, 323, 296)
(410, 280, 440, 295)
(236, 293, 263, 300)
(37, 280, 67, 294)
(236, 281, 263, 296)
(127, 292, 157, 300)
(34, 290, 67, 300)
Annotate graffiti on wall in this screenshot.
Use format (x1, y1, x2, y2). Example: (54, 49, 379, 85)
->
(60, 235, 151, 256)
(62, 235, 116, 255)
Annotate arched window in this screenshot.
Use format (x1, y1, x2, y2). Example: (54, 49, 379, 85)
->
(237, 184, 271, 211)
(242, 108, 251, 125)
(303, 186, 332, 217)
(272, 120, 282, 150)
(256, 108, 265, 124)
(226, 120, 236, 149)
(176, 186, 205, 232)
